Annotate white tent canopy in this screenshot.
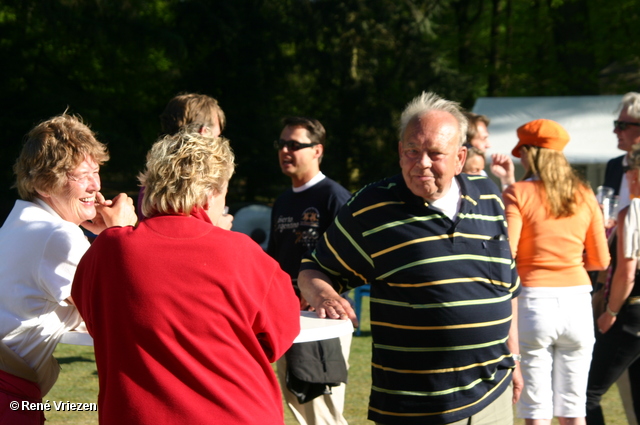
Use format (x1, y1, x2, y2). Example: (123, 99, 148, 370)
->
(472, 95, 624, 164)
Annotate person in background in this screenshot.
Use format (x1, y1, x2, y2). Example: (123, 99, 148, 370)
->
(137, 92, 233, 229)
(463, 111, 516, 190)
(504, 119, 610, 425)
(298, 92, 522, 425)
(72, 129, 300, 425)
(462, 144, 486, 175)
(159, 92, 226, 137)
(491, 152, 517, 189)
(0, 113, 137, 424)
(604, 92, 640, 208)
(464, 111, 491, 153)
(586, 143, 640, 425)
(597, 92, 640, 425)
(267, 116, 352, 425)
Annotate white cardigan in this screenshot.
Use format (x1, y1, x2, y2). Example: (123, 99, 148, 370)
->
(0, 199, 86, 394)
(624, 197, 640, 260)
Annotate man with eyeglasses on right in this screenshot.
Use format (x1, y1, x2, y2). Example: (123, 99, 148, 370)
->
(268, 116, 352, 425)
(605, 92, 640, 207)
(596, 91, 640, 425)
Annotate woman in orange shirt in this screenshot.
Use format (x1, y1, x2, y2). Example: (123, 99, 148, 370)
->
(504, 119, 610, 425)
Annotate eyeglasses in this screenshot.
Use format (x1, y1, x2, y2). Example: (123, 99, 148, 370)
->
(273, 139, 318, 151)
(614, 120, 640, 131)
(67, 171, 99, 185)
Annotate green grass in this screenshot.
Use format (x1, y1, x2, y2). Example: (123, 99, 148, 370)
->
(48, 296, 630, 424)
(46, 344, 99, 424)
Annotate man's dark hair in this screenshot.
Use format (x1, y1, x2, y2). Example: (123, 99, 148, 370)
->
(282, 116, 326, 145)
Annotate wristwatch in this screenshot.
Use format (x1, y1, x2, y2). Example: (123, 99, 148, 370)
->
(606, 304, 619, 317)
(512, 354, 522, 362)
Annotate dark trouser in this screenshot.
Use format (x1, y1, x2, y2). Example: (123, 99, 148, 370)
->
(586, 314, 640, 425)
(630, 358, 640, 416)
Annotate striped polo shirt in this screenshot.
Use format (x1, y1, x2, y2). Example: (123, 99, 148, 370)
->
(300, 173, 520, 424)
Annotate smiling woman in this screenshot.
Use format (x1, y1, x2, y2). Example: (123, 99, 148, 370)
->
(0, 113, 137, 425)
(41, 157, 103, 225)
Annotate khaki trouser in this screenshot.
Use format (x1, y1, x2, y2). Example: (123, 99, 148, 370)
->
(277, 332, 352, 425)
(376, 383, 513, 425)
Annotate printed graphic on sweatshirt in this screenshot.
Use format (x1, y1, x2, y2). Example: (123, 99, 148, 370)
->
(275, 207, 321, 251)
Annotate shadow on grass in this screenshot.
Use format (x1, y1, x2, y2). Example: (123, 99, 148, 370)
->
(57, 356, 94, 365)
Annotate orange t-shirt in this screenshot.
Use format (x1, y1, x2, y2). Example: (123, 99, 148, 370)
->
(504, 181, 610, 288)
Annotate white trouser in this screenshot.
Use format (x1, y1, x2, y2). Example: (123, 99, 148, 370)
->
(516, 291, 595, 419)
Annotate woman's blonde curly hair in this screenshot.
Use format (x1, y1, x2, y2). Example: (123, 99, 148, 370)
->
(139, 127, 235, 217)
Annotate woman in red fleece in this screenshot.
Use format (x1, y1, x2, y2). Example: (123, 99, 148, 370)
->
(72, 129, 300, 425)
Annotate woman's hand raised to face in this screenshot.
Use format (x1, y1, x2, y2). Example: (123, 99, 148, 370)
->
(82, 193, 137, 235)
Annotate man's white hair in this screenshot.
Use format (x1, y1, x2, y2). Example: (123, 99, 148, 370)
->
(619, 92, 640, 119)
(398, 92, 468, 146)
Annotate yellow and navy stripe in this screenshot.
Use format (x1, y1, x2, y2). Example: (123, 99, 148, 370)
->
(300, 173, 520, 424)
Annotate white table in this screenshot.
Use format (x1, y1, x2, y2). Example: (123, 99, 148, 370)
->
(59, 311, 353, 346)
(294, 311, 353, 343)
(59, 322, 92, 346)
(59, 329, 94, 346)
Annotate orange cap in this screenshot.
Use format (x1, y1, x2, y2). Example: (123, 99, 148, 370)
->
(512, 119, 570, 158)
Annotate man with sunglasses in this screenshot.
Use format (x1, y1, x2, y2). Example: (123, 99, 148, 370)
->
(267, 116, 352, 425)
(605, 92, 640, 209)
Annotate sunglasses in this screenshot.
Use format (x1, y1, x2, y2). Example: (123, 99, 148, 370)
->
(614, 120, 640, 131)
(273, 139, 318, 151)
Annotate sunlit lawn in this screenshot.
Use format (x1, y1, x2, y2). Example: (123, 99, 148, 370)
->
(48, 295, 629, 424)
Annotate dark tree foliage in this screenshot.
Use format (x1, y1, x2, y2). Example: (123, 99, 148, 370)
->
(0, 0, 639, 223)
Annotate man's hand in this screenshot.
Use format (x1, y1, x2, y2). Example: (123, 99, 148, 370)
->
(490, 153, 516, 188)
(298, 269, 359, 327)
(82, 192, 137, 235)
(511, 361, 523, 404)
(317, 296, 355, 321)
(507, 297, 522, 404)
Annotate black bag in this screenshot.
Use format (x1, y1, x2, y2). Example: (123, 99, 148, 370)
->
(284, 338, 348, 404)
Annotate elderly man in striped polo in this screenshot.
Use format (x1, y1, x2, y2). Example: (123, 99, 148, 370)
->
(298, 92, 522, 425)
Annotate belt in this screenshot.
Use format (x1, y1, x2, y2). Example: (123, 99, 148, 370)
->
(0, 342, 38, 383)
(628, 296, 640, 306)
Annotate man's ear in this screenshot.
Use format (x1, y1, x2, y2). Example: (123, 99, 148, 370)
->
(455, 145, 468, 175)
(314, 143, 324, 159)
